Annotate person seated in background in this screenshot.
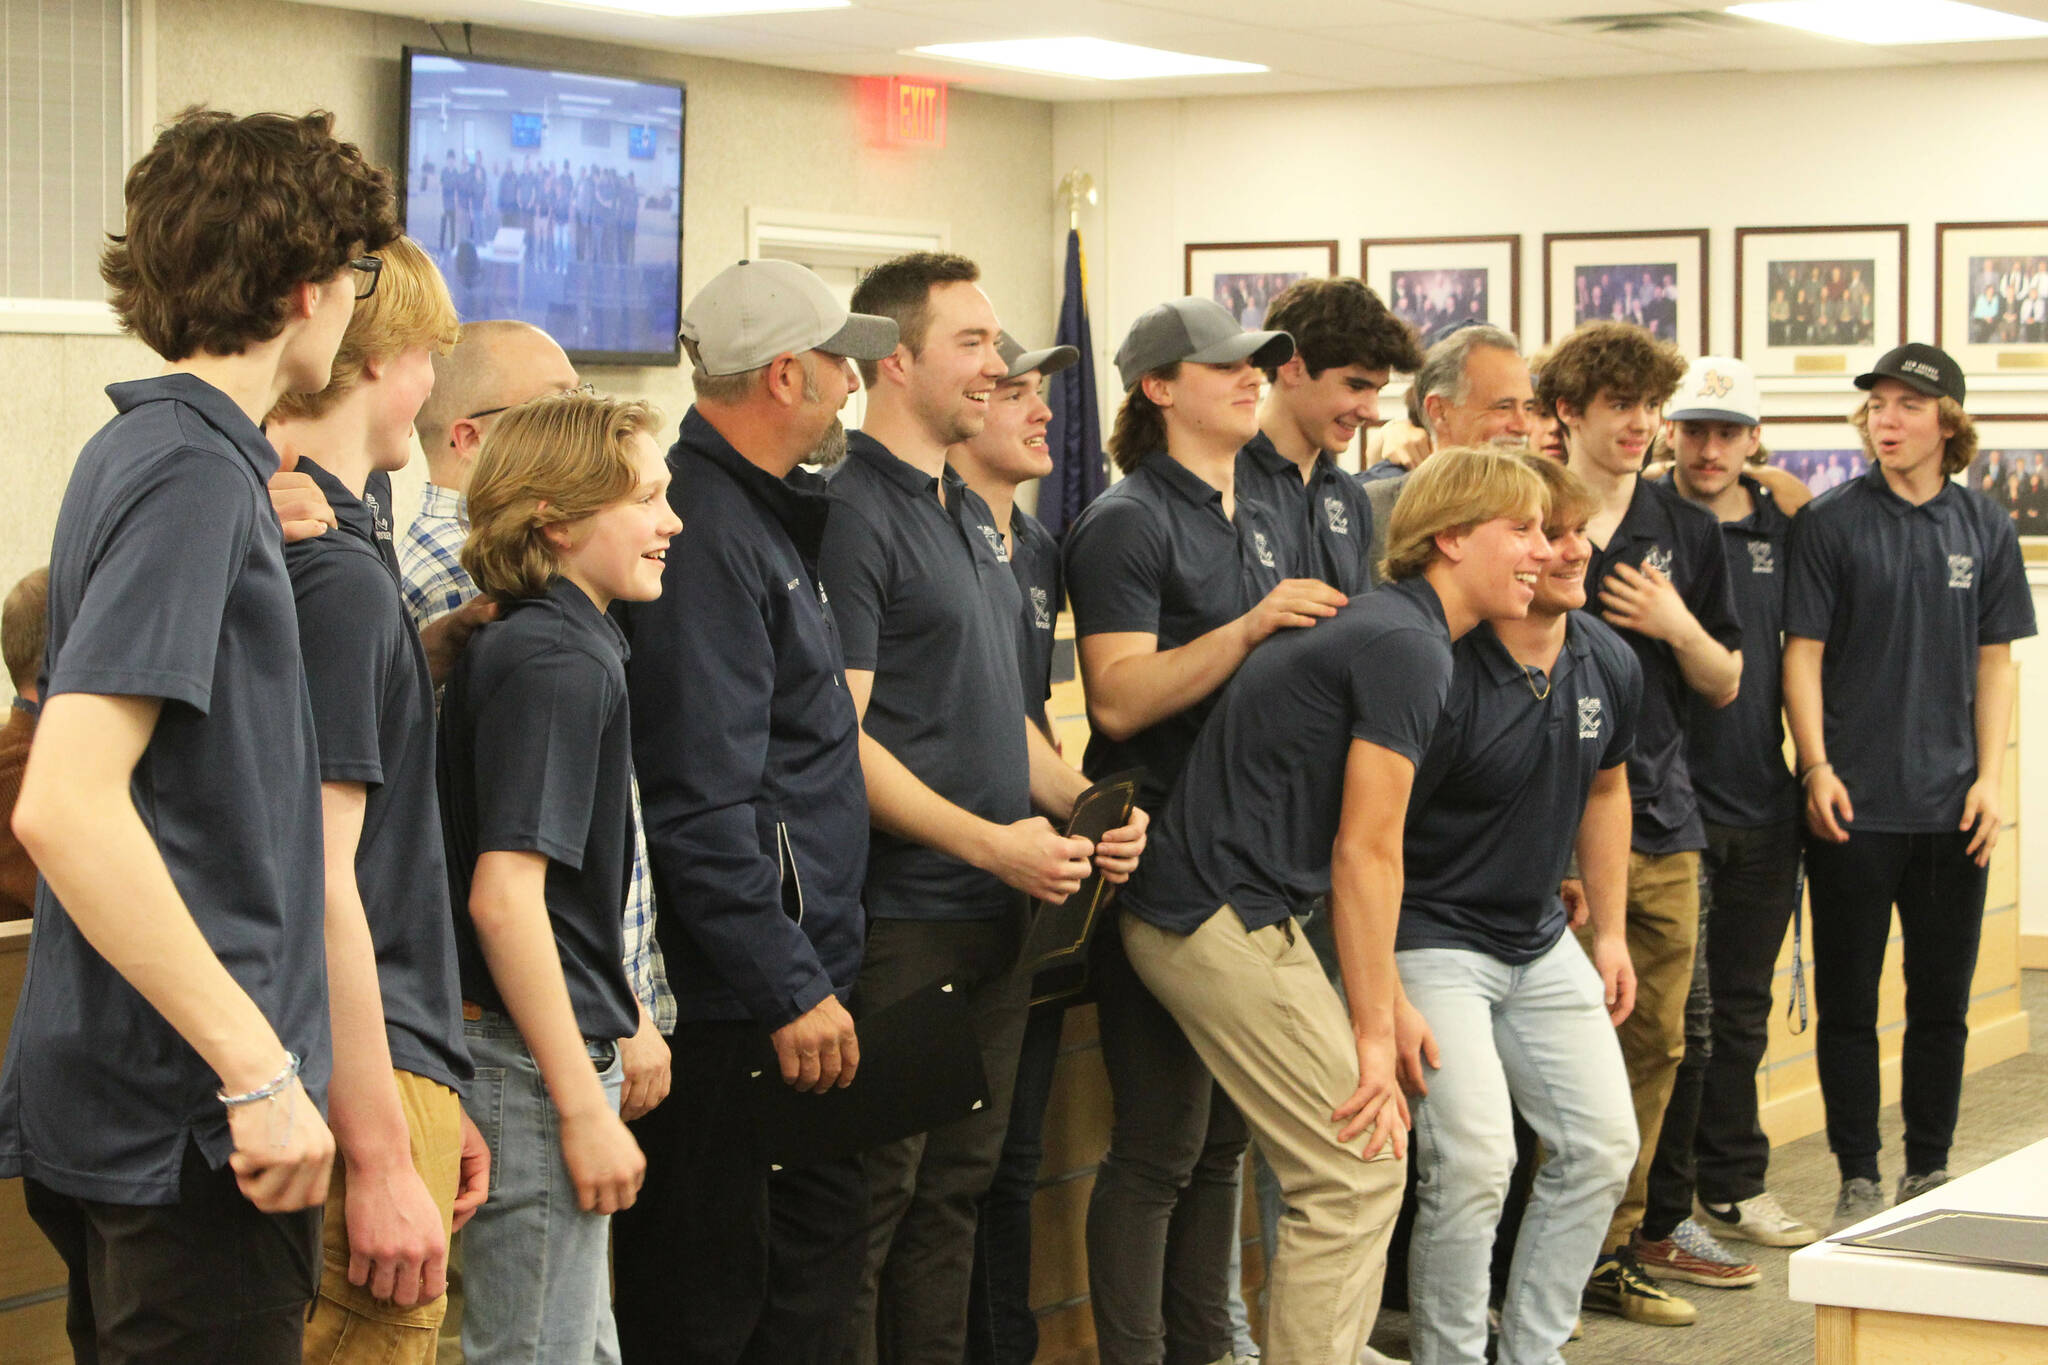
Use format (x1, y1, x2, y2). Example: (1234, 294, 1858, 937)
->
(0, 566, 48, 923)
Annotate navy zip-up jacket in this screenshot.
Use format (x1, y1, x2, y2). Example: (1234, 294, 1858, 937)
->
(619, 408, 868, 1028)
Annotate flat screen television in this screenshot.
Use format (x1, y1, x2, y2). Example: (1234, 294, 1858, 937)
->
(400, 46, 684, 366)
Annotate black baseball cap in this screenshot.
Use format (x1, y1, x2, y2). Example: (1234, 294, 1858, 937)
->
(1855, 342, 1965, 405)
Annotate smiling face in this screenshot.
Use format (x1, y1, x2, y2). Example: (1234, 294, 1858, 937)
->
(1152, 358, 1264, 452)
(1445, 506, 1553, 622)
(903, 279, 1005, 446)
(962, 369, 1054, 484)
(1275, 358, 1388, 457)
(1431, 345, 1535, 451)
(1563, 388, 1661, 477)
(1669, 418, 1760, 501)
(1531, 516, 1593, 615)
(555, 431, 681, 611)
(1861, 378, 1950, 481)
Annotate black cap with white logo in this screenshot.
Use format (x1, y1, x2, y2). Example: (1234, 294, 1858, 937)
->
(1855, 342, 1966, 405)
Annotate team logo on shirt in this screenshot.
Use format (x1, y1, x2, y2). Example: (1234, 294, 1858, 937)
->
(1641, 545, 1674, 577)
(1748, 541, 1776, 575)
(1324, 496, 1350, 536)
(363, 487, 392, 543)
(1578, 696, 1603, 740)
(978, 524, 1010, 563)
(1254, 530, 1276, 568)
(1949, 554, 1975, 589)
(1031, 586, 1053, 630)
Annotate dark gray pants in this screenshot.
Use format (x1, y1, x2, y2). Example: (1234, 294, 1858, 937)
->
(842, 905, 1031, 1365)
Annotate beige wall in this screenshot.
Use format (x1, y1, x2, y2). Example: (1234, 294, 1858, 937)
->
(1, 0, 1055, 600)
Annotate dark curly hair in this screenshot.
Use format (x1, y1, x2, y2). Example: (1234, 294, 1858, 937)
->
(1534, 321, 1686, 420)
(102, 108, 397, 361)
(848, 250, 980, 386)
(1261, 276, 1424, 381)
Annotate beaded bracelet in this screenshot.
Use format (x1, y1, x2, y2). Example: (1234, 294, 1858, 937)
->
(217, 1052, 300, 1108)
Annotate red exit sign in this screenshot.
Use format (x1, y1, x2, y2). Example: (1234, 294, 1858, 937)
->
(887, 77, 947, 147)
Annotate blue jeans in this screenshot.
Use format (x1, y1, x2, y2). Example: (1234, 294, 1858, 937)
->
(1399, 938, 1636, 1365)
(460, 1012, 625, 1364)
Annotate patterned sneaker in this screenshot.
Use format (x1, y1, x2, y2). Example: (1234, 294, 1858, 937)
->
(1583, 1248, 1698, 1325)
(1831, 1176, 1888, 1233)
(1632, 1220, 1762, 1288)
(1897, 1169, 1951, 1204)
(1696, 1190, 1820, 1248)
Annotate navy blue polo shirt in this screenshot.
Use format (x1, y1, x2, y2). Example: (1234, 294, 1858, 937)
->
(1236, 431, 1375, 594)
(1784, 467, 2036, 831)
(288, 459, 471, 1094)
(619, 408, 867, 1028)
(1666, 473, 1800, 830)
(1359, 461, 1408, 483)
(819, 431, 1030, 921)
(0, 374, 327, 1205)
(1001, 506, 1063, 728)
(440, 578, 640, 1042)
(1400, 613, 1642, 963)
(1062, 453, 1286, 809)
(1122, 578, 1453, 935)
(1587, 476, 1742, 854)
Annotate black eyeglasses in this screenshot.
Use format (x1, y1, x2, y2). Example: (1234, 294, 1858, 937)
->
(350, 255, 383, 300)
(462, 381, 596, 423)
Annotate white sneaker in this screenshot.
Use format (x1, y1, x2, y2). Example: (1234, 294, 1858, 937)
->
(1695, 1189, 1821, 1248)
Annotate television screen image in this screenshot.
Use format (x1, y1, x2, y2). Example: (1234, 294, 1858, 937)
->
(402, 47, 684, 365)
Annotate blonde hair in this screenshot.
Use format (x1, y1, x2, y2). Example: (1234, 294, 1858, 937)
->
(269, 236, 459, 422)
(1849, 394, 1978, 477)
(1379, 446, 1546, 582)
(462, 392, 663, 600)
(1523, 454, 1598, 533)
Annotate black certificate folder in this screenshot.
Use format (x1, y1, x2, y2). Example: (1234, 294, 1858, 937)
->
(1833, 1209, 2048, 1274)
(745, 977, 989, 1167)
(1020, 769, 1144, 975)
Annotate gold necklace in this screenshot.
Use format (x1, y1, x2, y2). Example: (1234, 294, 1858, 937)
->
(1523, 665, 1553, 701)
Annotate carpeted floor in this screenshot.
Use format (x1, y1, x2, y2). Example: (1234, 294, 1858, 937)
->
(1366, 969, 2048, 1365)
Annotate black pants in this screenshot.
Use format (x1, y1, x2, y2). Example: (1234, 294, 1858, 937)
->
(1806, 830, 1987, 1181)
(966, 999, 1067, 1365)
(23, 1138, 320, 1365)
(612, 1020, 869, 1365)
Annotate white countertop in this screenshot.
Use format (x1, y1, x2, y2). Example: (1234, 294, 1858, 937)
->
(1789, 1136, 2048, 1326)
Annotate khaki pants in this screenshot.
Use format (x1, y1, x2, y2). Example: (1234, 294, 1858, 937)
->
(303, 1070, 465, 1365)
(1578, 850, 1700, 1252)
(1122, 909, 1405, 1365)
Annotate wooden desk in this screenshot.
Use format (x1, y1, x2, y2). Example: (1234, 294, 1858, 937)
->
(1789, 1136, 2048, 1364)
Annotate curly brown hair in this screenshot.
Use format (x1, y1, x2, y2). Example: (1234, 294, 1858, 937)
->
(1534, 321, 1685, 420)
(102, 108, 397, 361)
(1849, 394, 1979, 476)
(1261, 277, 1423, 381)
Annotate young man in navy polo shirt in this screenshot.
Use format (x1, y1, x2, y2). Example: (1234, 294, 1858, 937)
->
(1641, 357, 1822, 1278)
(1238, 277, 1422, 594)
(1118, 448, 1554, 1364)
(1540, 320, 1741, 1326)
(610, 259, 898, 1364)
(822, 253, 1147, 1365)
(0, 108, 394, 1362)
(1785, 344, 2035, 1229)
(266, 236, 487, 1360)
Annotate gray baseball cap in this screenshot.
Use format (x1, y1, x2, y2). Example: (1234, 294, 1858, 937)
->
(1113, 297, 1293, 391)
(680, 259, 899, 376)
(997, 330, 1079, 381)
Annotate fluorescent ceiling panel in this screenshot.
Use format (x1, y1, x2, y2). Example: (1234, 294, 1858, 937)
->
(911, 37, 1267, 80)
(524, 0, 849, 17)
(1727, 1, 2048, 43)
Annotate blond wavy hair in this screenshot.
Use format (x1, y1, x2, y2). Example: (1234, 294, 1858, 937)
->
(1379, 446, 1547, 582)
(269, 236, 458, 422)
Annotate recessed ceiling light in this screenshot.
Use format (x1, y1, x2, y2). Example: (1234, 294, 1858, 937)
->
(911, 37, 1267, 80)
(412, 55, 466, 73)
(524, 0, 848, 17)
(1728, 1, 2048, 44)
(449, 86, 511, 97)
(556, 93, 614, 104)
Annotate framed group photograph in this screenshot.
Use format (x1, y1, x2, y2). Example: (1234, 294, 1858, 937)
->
(1970, 418, 2048, 558)
(1184, 240, 1339, 329)
(1543, 229, 1707, 352)
(1763, 421, 1868, 497)
(1936, 221, 2048, 377)
(1360, 234, 1520, 344)
(1735, 224, 1906, 381)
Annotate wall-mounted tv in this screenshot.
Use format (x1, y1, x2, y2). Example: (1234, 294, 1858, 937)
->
(400, 46, 684, 367)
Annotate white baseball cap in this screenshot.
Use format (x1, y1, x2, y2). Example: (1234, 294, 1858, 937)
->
(680, 259, 899, 376)
(1668, 355, 1761, 426)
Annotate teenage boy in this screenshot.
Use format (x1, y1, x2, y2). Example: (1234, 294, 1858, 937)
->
(1238, 277, 1422, 593)
(1399, 456, 1641, 1365)
(610, 259, 898, 1364)
(949, 329, 1081, 1365)
(1118, 448, 1554, 1364)
(0, 108, 394, 1361)
(267, 236, 486, 1360)
(1642, 358, 1820, 1272)
(1785, 344, 2034, 1228)
(1539, 321, 1741, 1326)
(822, 252, 1147, 1365)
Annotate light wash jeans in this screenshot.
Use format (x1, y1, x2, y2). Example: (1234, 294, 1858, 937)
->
(459, 1010, 626, 1364)
(1398, 936, 1636, 1365)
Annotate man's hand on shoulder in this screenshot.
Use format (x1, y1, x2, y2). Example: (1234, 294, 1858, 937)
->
(269, 467, 336, 544)
(420, 596, 499, 687)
